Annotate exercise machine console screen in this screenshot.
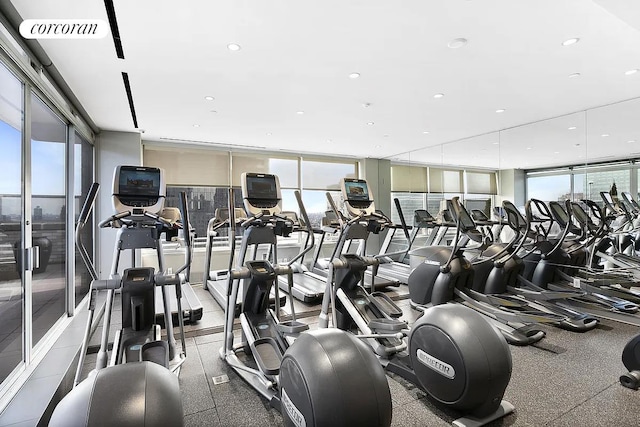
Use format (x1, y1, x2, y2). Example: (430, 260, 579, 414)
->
(342, 178, 374, 215)
(112, 165, 165, 214)
(242, 173, 281, 214)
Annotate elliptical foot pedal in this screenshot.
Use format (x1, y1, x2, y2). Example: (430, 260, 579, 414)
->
(452, 400, 514, 427)
(250, 337, 282, 376)
(141, 340, 170, 369)
(367, 318, 406, 333)
(277, 320, 309, 335)
(370, 292, 403, 318)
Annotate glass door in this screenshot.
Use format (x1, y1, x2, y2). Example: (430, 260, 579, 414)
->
(0, 63, 24, 383)
(30, 93, 67, 347)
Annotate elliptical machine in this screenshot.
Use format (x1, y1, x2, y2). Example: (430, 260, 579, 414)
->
(220, 173, 392, 427)
(620, 334, 640, 389)
(50, 165, 192, 426)
(319, 178, 514, 426)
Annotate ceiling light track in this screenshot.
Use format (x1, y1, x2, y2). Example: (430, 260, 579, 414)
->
(121, 72, 138, 128)
(104, 0, 125, 59)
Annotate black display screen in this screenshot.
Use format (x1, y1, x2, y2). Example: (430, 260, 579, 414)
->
(457, 205, 476, 230)
(601, 192, 615, 209)
(118, 166, 161, 197)
(415, 209, 434, 222)
(246, 174, 278, 200)
(549, 202, 569, 225)
(572, 203, 588, 224)
(344, 180, 370, 202)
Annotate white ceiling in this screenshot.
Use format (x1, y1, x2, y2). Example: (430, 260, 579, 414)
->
(8, 0, 640, 169)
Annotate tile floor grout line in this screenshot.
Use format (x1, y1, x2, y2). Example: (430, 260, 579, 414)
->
(190, 339, 222, 425)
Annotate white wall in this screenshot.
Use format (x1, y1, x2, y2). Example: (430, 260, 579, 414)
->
(96, 131, 142, 276)
(362, 158, 391, 254)
(498, 168, 525, 207)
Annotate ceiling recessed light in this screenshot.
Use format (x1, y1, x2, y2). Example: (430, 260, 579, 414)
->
(447, 38, 468, 49)
(204, 96, 215, 101)
(227, 43, 241, 51)
(601, 133, 610, 137)
(433, 93, 444, 99)
(526, 147, 532, 150)
(375, 144, 382, 148)
(367, 121, 375, 125)
(554, 151, 560, 154)
(296, 111, 304, 115)
(496, 109, 506, 113)
(568, 72, 581, 78)
(625, 69, 639, 76)
(349, 73, 361, 79)
(422, 131, 430, 134)
(568, 126, 577, 130)
(492, 142, 499, 145)
(266, 132, 272, 136)
(193, 124, 200, 128)
(562, 38, 580, 46)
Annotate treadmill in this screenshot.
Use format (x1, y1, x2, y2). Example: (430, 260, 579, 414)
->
(275, 211, 326, 303)
(202, 176, 287, 314)
(397, 209, 438, 264)
(311, 205, 403, 290)
(366, 200, 416, 284)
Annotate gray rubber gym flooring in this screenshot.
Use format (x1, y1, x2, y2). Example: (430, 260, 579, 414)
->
(174, 284, 640, 426)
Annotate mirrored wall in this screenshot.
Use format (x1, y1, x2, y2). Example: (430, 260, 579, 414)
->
(385, 96, 640, 210)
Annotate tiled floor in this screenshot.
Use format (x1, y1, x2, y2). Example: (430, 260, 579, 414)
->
(172, 283, 640, 427)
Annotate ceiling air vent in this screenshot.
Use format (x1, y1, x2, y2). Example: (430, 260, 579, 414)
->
(104, 0, 125, 59)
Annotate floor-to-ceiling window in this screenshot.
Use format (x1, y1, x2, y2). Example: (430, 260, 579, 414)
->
(584, 168, 630, 206)
(301, 159, 357, 228)
(527, 164, 636, 207)
(527, 173, 572, 202)
(30, 93, 67, 347)
(0, 23, 95, 404)
(0, 62, 23, 384)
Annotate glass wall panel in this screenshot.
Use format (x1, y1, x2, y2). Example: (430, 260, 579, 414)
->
(526, 174, 571, 202)
(165, 186, 242, 238)
(389, 192, 426, 253)
(74, 132, 93, 305)
(300, 190, 343, 229)
(30, 93, 67, 346)
(0, 63, 23, 383)
(426, 193, 445, 216)
(573, 173, 586, 201)
(584, 168, 630, 206)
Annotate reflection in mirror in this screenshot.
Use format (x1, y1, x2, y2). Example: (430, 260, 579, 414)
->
(585, 97, 640, 164)
(503, 111, 587, 205)
(442, 133, 500, 170)
(583, 97, 640, 207)
(499, 111, 586, 170)
(386, 96, 640, 215)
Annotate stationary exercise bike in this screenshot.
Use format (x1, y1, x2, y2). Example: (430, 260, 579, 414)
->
(220, 173, 392, 426)
(319, 178, 514, 426)
(50, 166, 191, 426)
